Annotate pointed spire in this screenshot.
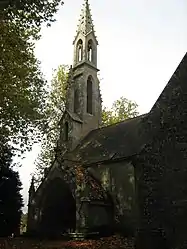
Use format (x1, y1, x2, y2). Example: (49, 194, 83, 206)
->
(29, 177, 35, 194)
(77, 0, 95, 36)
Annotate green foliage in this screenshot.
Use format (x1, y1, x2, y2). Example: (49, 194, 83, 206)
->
(34, 65, 69, 182)
(0, 20, 47, 152)
(0, 142, 23, 236)
(1, 0, 64, 39)
(0, 0, 64, 153)
(102, 97, 139, 127)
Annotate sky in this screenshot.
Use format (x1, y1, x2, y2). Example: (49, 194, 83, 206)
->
(18, 0, 187, 212)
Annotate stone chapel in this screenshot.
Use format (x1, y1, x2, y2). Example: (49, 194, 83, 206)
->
(27, 0, 142, 237)
(27, 1, 187, 247)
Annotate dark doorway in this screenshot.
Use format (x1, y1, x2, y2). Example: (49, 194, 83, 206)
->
(39, 178, 76, 237)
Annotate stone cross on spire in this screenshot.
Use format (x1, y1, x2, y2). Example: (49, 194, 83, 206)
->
(76, 0, 95, 36)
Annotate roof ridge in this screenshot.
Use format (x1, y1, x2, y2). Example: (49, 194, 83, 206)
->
(96, 113, 148, 131)
(64, 113, 148, 159)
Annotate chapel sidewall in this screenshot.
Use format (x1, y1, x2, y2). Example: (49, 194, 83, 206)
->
(87, 160, 137, 237)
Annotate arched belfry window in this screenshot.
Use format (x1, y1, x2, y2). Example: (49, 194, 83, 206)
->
(74, 89, 79, 113)
(87, 40, 93, 62)
(64, 122, 69, 141)
(87, 76, 93, 114)
(77, 39, 83, 62)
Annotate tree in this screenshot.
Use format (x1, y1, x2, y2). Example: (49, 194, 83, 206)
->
(34, 65, 69, 182)
(0, 0, 64, 153)
(0, 20, 47, 152)
(0, 142, 23, 236)
(102, 97, 139, 127)
(1, 1, 64, 35)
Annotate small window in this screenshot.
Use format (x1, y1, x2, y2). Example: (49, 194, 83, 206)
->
(64, 122, 69, 141)
(87, 76, 93, 114)
(78, 46, 82, 61)
(87, 40, 93, 62)
(77, 39, 83, 62)
(74, 89, 79, 113)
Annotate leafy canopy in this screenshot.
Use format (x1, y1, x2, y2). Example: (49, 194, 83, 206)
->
(102, 97, 139, 127)
(0, 20, 47, 150)
(1, 0, 64, 39)
(34, 65, 69, 182)
(0, 0, 64, 153)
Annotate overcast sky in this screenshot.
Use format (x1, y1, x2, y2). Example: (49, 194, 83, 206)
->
(18, 0, 187, 212)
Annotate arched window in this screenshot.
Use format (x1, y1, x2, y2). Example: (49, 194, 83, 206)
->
(74, 89, 79, 113)
(64, 122, 69, 141)
(87, 40, 93, 62)
(77, 39, 83, 62)
(87, 76, 93, 114)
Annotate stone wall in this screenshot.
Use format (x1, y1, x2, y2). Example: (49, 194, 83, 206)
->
(110, 161, 136, 235)
(72, 66, 102, 135)
(87, 204, 112, 234)
(88, 160, 136, 235)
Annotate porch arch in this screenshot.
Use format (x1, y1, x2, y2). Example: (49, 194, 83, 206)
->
(38, 177, 76, 236)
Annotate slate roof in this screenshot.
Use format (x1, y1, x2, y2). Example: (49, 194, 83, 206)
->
(65, 114, 148, 165)
(137, 53, 187, 151)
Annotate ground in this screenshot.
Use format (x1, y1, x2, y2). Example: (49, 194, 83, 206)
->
(0, 236, 134, 249)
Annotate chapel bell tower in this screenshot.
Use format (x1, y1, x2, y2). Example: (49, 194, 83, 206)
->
(73, 0, 98, 69)
(59, 0, 102, 152)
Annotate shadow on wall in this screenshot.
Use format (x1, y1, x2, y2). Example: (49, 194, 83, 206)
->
(110, 161, 136, 237)
(88, 204, 114, 237)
